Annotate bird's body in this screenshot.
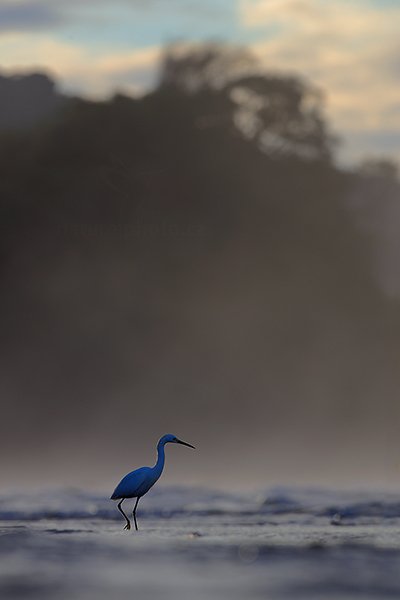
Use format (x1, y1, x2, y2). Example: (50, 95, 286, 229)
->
(111, 433, 195, 531)
(111, 466, 159, 500)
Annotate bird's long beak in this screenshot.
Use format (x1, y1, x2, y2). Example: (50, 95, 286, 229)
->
(176, 438, 195, 449)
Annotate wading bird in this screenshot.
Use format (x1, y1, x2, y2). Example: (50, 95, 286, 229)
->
(110, 434, 195, 531)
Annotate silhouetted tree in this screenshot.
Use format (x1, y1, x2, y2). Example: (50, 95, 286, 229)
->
(158, 43, 336, 161)
(0, 72, 67, 131)
(159, 42, 256, 92)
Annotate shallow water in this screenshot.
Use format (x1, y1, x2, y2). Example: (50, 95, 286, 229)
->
(2, 487, 400, 599)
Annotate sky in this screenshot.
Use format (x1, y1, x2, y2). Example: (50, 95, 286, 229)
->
(0, 0, 399, 165)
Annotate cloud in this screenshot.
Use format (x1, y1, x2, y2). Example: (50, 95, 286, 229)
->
(0, 0, 161, 35)
(0, 0, 222, 34)
(0, 33, 160, 97)
(0, 1, 66, 32)
(91, 47, 161, 95)
(240, 0, 400, 160)
(42, 45, 160, 98)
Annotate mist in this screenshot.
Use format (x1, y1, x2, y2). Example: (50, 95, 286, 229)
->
(1, 44, 400, 492)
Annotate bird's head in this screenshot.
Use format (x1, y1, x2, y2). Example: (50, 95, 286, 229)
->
(158, 434, 195, 449)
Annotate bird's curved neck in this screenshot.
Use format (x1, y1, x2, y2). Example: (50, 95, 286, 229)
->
(153, 442, 166, 477)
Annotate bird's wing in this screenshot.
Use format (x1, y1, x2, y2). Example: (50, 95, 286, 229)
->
(111, 467, 151, 499)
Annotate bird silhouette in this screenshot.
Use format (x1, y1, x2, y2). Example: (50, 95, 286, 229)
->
(110, 433, 195, 531)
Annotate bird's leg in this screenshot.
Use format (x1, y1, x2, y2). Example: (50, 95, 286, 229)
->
(117, 499, 131, 530)
(132, 497, 140, 531)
